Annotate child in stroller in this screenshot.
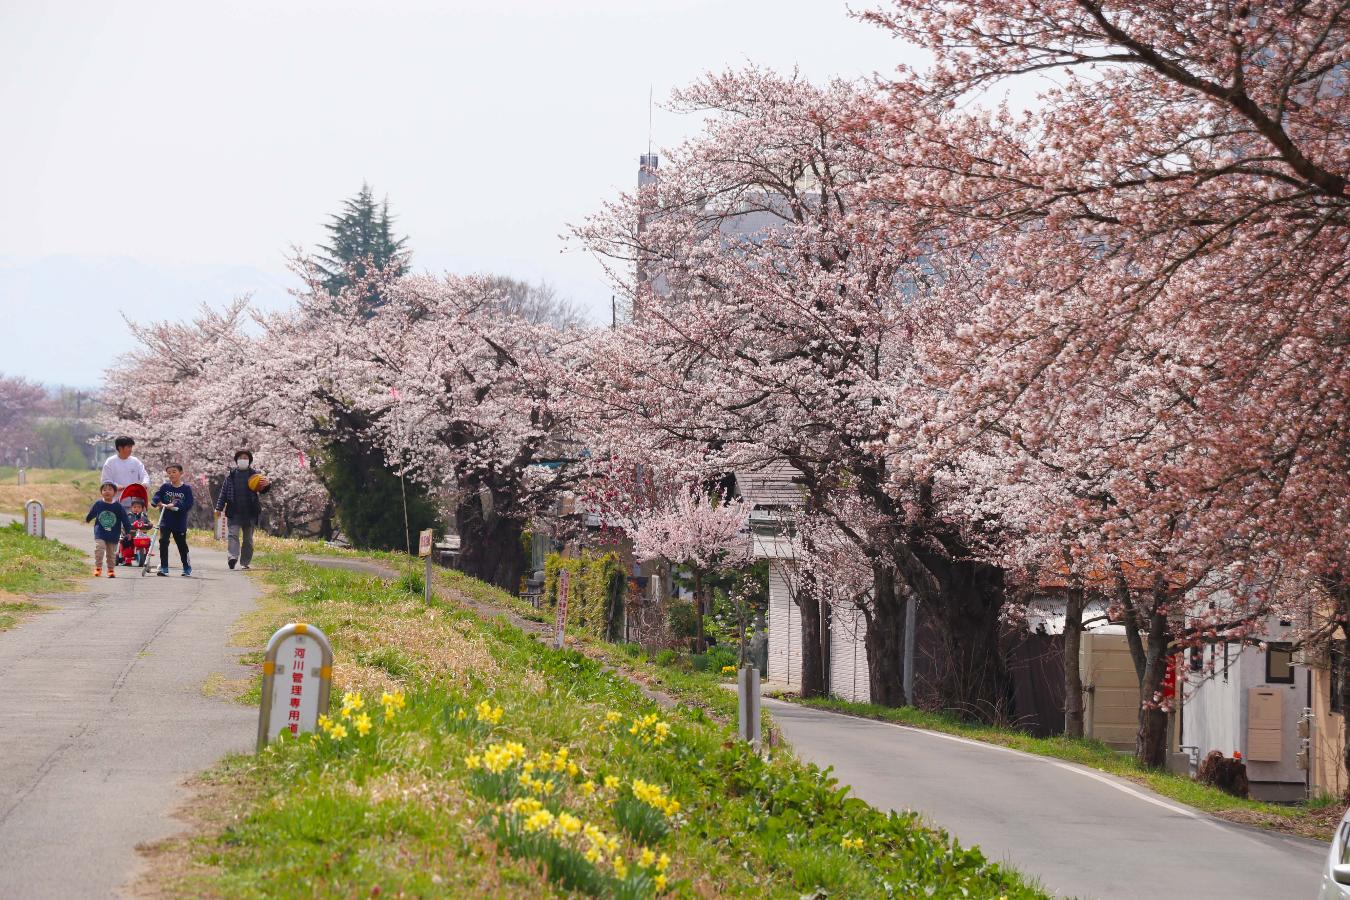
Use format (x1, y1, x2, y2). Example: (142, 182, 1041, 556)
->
(118, 486, 155, 567)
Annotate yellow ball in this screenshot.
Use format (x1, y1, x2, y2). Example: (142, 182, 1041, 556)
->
(247, 473, 264, 492)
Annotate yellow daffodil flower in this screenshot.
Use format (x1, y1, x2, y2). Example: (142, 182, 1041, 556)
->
(354, 712, 372, 737)
(328, 723, 348, 740)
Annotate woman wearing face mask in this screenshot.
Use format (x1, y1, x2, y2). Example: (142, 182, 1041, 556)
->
(213, 449, 270, 570)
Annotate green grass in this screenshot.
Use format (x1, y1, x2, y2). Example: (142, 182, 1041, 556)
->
(159, 550, 1046, 899)
(794, 696, 1315, 822)
(0, 521, 86, 596)
(0, 521, 85, 630)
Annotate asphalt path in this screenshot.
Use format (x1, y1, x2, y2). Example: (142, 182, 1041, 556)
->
(767, 698, 1328, 899)
(0, 515, 258, 899)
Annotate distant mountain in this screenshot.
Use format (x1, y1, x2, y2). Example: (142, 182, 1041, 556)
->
(0, 256, 297, 386)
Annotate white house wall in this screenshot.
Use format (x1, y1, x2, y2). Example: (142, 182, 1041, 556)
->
(828, 602, 871, 703)
(766, 563, 801, 688)
(1183, 644, 1309, 787)
(1183, 652, 1245, 763)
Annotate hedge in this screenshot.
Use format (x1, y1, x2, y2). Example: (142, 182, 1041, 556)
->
(543, 551, 626, 640)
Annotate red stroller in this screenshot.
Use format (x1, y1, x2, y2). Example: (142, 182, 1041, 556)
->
(116, 484, 160, 574)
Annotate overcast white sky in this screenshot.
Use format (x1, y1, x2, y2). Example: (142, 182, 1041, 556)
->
(1, 0, 918, 386)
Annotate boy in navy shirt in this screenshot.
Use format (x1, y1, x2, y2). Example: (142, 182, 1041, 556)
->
(151, 463, 195, 576)
(86, 481, 132, 577)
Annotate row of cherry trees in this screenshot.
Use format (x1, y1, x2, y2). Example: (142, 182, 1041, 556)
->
(577, 1, 1349, 769)
(104, 2, 1346, 771)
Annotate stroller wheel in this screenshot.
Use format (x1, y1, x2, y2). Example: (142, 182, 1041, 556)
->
(134, 551, 145, 567)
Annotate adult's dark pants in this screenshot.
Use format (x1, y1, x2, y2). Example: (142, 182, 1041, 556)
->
(159, 528, 189, 568)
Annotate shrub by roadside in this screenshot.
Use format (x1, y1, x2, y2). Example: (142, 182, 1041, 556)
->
(142, 551, 1046, 898)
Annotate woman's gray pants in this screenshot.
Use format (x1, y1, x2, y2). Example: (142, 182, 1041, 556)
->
(227, 519, 256, 566)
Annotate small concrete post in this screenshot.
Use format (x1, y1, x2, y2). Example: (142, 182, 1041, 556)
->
(16, 468, 26, 486)
(24, 499, 44, 538)
(418, 529, 434, 605)
(738, 665, 761, 749)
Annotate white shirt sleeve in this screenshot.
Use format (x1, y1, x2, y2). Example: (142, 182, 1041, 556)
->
(100, 455, 116, 485)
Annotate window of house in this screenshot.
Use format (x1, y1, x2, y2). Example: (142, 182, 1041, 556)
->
(1332, 642, 1346, 715)
(1265, 642, 1295, 685)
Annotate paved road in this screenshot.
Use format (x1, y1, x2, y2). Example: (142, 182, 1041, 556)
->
(0, 515, 258, 899)
(767, 699, 1327, 900)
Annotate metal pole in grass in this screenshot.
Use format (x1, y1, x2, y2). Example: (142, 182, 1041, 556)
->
(738, 664, 761, 749)
(257, 622, 334, 751)
(418, 529, 434, 605)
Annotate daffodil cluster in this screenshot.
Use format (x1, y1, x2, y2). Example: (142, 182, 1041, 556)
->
(598, 710, 623, 733)
(841, 836, 865, 851)
(316, 713, 348, 741)
(465, 740, 528, 775)
(627, 713, 671, 747)
(499, 796, 671, 893)
(379, 690, 406, 723)
(630, 779, 681, 818)
(475, 699, 504, 725)
(316, 689, 400, 741)
(721, 664, 737, 675)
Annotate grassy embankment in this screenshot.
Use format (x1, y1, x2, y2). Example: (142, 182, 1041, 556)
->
(0, 521, 86, 630)
(142, 546, 1046, 899)
(792, 695, 1344, 841)
(0, 466, 103, 519)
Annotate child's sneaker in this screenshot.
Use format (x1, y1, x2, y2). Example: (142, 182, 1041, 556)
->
(93, 567, 101, 577)
(107, 570, 116, 578)
(181, 565, 192, 577)
(157, 566, 169, 577)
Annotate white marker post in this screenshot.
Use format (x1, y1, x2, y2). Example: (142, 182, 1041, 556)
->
(256, 622, 334, 751)
(16, 468, 26, 486)
(24, 499, 44, 538)
(738, 665, 761, 749)
(418, 528, 434, 605)
(554, 569, 571, 649)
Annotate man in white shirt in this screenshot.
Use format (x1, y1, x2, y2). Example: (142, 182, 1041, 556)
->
(101, 436, 149, 506)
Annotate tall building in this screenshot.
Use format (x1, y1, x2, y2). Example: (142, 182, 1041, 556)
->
(634, 153, 660, 322)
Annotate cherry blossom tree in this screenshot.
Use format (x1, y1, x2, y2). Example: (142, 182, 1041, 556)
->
(632, 488, 751, 653)
(102, 300, 329, 533)
(0, 374, 46, 463)
(249, 264, 587, 590)
(575, 67, 1022, 707)
(861, 0, 1349, 766)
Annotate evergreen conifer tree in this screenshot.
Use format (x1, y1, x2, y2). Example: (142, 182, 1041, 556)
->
(312, 185, 437, 551)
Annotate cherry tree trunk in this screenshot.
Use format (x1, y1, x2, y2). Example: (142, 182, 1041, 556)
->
(1135, 615, 1171, 769)
(454, 494, 525, 592)
(920, 558, 1010, 715)
(693, 571, 707, 654)
(1341, 638, 1350, 797)
(1063, 589, 1086, 738)
(798, 590, 827, 699)
(866, 565, 907, 707)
